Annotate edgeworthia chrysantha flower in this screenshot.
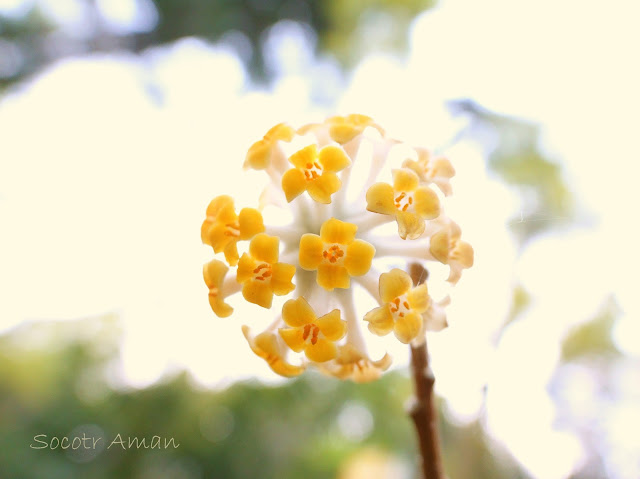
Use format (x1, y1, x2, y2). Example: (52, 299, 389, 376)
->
(201, 114, 473, 381)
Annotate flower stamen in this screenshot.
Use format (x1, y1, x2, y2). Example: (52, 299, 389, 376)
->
(224, 222, 240, 237)
(303, 161, 323, 181)
(394, 192, 414, 212)
(253, 263, 272, 281)
(322, 244, 345, 264)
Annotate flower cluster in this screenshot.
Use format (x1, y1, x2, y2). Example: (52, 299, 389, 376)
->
(201, 114, 473, 381)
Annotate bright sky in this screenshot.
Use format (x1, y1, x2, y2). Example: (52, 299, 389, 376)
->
(1, 0, 639, 478)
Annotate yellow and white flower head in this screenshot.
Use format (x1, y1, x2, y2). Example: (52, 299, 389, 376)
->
(201, 114, 473, 381)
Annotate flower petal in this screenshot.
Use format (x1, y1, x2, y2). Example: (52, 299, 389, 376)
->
(317, 264, 350, 290)
(429, 230, 450, 264)
(282, 297, 317, 327)
(431, 157, 455, 179)
(238, 208, 265, 240)
(205, 195, 235, 219)
(392, 168, 419, 192)
(305, 338, 337, 362)
(407, 284, 430, 313)
(366, 182, 396, 215)
(203, 222, 233, 252)
(319, 217, 357, 244)
(244, 140, 270, 170)
(452, 241, 474, 268)
(236, 253, 256, 283)
(242, 281, 274, 308)
(249, 233, 279, 264)
(278, 328, 306, 353)
(243, 326, 305, 377)
(263, 122, 295, 143)
(364, 306, 394, 336)
(328, 114, 378, 144)
(315, 309, 346, 341)
(393, 311, 423, 343)
(223, 241, 240, 267)
(402, 158, 424, 180)
(344, 239, 375, 277)
(282, 168, 307, 203)
(396, 211, 425, 240)
(270, 262, 296, 295)
(379, 268, 412, 303)
(414, 186, 440, 219)
(269, 357, 306, 378)
(306, 172, 341, 204)
(288, 144, 317, 169)
(318, 145, 351, 172)
(203, 260, 233, 318)
(299, 234, 324, 270)
(329, 125, 359, 144)
(322, 344, 392, 383)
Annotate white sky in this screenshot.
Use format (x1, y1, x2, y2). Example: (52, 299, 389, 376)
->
(1, 0, 639, 477)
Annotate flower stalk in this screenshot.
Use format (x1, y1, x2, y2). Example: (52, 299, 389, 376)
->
(408, 263, 444, 479)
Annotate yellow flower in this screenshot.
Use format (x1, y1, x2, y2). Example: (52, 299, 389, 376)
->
(203, 259, 234, 318)
(242, 325, 305, 377)
(278, 297, 347, 362)
(429, 221, 474, 284)
(299, 218, 375, 290)
(403, 148, 456, 196)
(366, 168, 440, 240)
(318, 344, 392, 383)
(364, 268, 431, 343)
(236, 233, 296, 308)
(281, 144, 351, 204)
(326, 114, 384, 144)
(201, 195, 265, 266)
(244, 123, 295, 170)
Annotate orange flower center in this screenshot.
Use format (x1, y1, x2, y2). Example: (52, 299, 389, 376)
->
(252, 263, 272, 281)
(322, 244, 345, 264)
(302, 323, 320, 345)
(394, 192, 414, 212)
(303, 161, 323, 181)
(224, 222, 240, 237)
(389, 295, 411, 319)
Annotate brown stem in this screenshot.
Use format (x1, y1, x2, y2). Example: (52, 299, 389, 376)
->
(408, 263, 444, 479)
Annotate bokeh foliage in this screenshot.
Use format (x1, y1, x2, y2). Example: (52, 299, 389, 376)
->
(0, 316, 528, 479)
(450, 99, 574, 246)
(0, 0, 436, 87)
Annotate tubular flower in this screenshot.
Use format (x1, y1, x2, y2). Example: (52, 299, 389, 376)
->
(244, 123, 295, 170)
(201, 195, 265, 266)
(297, 114, 384, 144)
(299, 218, 375, 291)
(236, 233, 296, 308)
(402, 147, 456, 196)
(203, 259, 235, 318)
(242, 326, 305, 377)
(281, 144, 351, 204)
(201, 114, 473, 379)
(364, 268, 431, 344)
(326, 114, 384, 144)
(366, 168, 440, 240)
(429, 221, 474, 284)
(279, 297, 347, 362)
(318, 344, 392, 383)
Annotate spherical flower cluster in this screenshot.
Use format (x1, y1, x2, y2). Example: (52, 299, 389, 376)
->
(201, 114, 473, 382)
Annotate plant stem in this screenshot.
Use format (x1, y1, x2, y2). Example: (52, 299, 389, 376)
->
(408, 263, 444, 479)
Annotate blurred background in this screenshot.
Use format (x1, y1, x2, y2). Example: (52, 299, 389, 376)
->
(1, 0, 639, 478)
